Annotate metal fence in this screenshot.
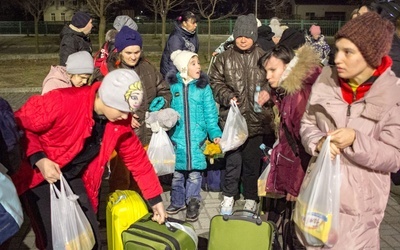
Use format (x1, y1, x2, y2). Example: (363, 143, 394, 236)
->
(0, 19, 345, 36)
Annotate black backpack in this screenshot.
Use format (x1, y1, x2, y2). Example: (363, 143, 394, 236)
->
(0, 97, 23, 174)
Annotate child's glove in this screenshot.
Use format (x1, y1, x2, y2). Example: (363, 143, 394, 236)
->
(149, 97, 166, 112)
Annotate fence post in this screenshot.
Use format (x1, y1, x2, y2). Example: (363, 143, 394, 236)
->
(19, 21, 22, 35)
(229, 19, 233, 34)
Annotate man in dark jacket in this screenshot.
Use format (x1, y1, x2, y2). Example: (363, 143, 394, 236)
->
(209, 14, 275, 215)
(59, 11, 93, 66)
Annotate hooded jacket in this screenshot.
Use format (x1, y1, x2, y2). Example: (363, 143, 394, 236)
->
(269, 45, 321, 196)
(166, 71, 222, 171)
(257, 25, 275, 52)
(11, 83, 163, 211)
(59, 25, 92, 66)
(160, 22, 199, 77)
(41, 65, 71, 94)
(300, 64, 400, 249)
(209, 45, 274, 137)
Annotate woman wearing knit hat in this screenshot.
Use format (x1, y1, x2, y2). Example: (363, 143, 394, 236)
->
(92, 26, 172, 192)
(59, 11, 93, 66)
(305, 24, 330, 65)
(299, 12, 400, 249)
(160, 11, 199, 77)
(209, 13, 275, 216)
(12, 68, 166, 249)
(165, 50, 222, 221)
(42, 51, 94, 94)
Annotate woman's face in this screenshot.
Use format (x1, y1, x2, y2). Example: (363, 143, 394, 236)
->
(264, 55, 286, 89)
(70, 74, 91, 87)
(335, 38, 374, 83)
(182, 18, 197, 32)
(187, 56, 201, 79)
(120, 45, 142, 67)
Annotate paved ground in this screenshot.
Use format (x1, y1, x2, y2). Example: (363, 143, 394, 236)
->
(2, 89, 400, 250)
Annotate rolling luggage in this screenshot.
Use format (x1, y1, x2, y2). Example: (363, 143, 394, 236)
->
(208, 210, 279, 250)
(122, 213, 197, 250)
(106, 190, 149, 250)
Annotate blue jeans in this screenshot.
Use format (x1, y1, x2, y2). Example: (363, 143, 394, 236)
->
(170, 170, 202, 207)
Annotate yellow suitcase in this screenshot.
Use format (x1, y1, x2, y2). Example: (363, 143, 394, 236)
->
(106, 190, 149, 250)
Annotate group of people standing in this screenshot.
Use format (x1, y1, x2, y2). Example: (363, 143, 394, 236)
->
(3, 3, 400, 249)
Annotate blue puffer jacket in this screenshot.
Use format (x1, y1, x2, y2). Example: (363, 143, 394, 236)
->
(160, 22, 199, 77)
(166, 71, 222, 171)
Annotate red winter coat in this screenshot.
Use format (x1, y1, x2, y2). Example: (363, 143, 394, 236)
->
(12, 82, 163, 211)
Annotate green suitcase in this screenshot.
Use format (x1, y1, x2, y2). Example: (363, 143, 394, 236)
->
(121, 213, 197, 250)
(208, 210, 278, 250)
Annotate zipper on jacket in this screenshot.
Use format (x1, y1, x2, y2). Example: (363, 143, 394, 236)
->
(183, 84, 192, 170)
(277, 152, 294, 163)
(347, 105, 351, 117)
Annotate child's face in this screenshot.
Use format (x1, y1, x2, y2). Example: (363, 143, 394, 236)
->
(187, 56, 201, 79)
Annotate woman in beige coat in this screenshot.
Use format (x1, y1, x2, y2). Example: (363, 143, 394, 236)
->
(300, 12, 400, 249)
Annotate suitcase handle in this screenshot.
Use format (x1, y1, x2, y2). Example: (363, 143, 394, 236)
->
(223, 210, 263, 226)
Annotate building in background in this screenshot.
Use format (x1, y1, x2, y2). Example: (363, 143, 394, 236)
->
(291, 0, 357, 20)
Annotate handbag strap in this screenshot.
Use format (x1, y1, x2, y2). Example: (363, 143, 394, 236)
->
(282, 122, 299, 157)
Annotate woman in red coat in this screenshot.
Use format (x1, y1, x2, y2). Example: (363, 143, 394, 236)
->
(12, 69, 166, 250)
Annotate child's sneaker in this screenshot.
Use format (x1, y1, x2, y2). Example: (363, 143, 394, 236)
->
(186, 198, 200, 222)
(220, 196, 234, 215)
(243, 199, 257, 216)
(166, 204, 186, 215)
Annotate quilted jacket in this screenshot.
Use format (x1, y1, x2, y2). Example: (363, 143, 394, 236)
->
(208, 45, 274, 137)
(166, 71, 222, 171)
(12, 83, 163, 211)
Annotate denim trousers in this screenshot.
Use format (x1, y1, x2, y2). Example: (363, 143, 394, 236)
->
(170, 170, 202, 207)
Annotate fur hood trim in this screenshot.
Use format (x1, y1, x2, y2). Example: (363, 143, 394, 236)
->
(280, 45, 321, 94)
(165, 71, 208, 88)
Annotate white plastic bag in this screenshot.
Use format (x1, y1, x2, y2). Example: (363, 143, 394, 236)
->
(147, 128, 176, 176)
(219, 100, 248, 153)
(51, 174, 95, 250)
(293, 136, 341, 247)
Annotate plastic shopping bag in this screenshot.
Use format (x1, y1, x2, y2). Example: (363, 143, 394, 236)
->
(51, 174, 95, 250)
(147, 128, 176, 176)
(293, 136, 341, 247)
(257, 163, 271, 197)
(219, 100, 248, 153)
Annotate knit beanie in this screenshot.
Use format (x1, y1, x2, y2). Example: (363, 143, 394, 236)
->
(233, 14, 258, 42)
(113, 15, 138, 31)
(115, 26, 143, 52)
(99, 69, 143, 112)
(65, 51, 94, 75)
(71, 11, 91, 29)
(335, 11, 394, 68)
(171, 50, 197, 80)
(309, 25, 321, 36)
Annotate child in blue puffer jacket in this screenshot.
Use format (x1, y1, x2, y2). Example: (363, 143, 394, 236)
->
(165, 50, 222, 221)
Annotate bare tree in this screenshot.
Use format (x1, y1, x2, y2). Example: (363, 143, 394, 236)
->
(86, 0, 123, 46)
(143, 0, 185, 49)
(14, 0, 53, 53)
(194, 0, 238, 61)
(263, 0, 290, 18)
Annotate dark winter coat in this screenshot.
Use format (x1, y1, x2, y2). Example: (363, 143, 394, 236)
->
(269, 45, 321, 197)
(166, 71, 222, 171)
(160, 22, 199, 77)
(59, 25, 92, 66)
(208, 45, 274, 137)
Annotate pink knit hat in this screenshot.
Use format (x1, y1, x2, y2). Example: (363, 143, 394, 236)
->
(309, 25, 321, 36)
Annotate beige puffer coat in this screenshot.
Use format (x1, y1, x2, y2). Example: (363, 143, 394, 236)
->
(300, 66, 400, 249)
